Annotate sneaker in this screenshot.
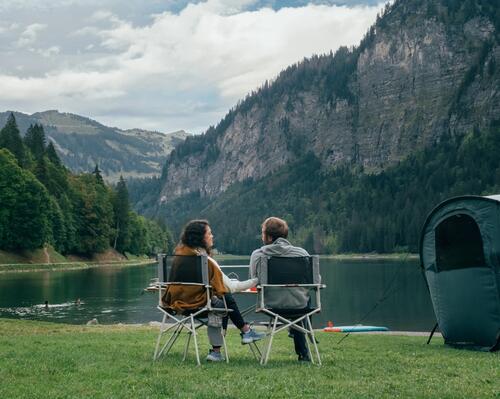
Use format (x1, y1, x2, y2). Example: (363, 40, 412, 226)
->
(206, 350, 225, 362)
(298, 354, 311, 362)
(241, 328, 266, 344)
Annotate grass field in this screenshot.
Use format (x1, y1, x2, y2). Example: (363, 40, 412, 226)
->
(0, 319, 498, 398)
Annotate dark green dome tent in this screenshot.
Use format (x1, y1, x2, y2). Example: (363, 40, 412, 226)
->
(420, 195, 500, 351)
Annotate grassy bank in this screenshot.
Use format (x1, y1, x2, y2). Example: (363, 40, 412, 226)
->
(0, 258, 156, 273)
(0, 246, 156, 273)
(0, 319, 497, 398)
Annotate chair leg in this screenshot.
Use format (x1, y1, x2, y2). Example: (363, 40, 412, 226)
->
(183, 332, 192, 362)
(153, 313, 167, 361)
(222, 332, 229, 363)
(261, 317, 278, 365)
(304, 327, 314, 365)
(248, 341, 262, 361)
(158, 323, 182, 359)
(306, 316, 321, 366)
(191, 315, 201, 366)
(259, 318, 273, 362)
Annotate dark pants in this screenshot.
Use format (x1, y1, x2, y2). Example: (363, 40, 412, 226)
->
(289, 320, 308, 357)
(221, 293, 245, 330)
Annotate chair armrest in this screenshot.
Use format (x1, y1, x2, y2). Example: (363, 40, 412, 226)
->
(211, 308, 233, 313)
(259, 284, 323, 288)
(165, 282, 206, 286)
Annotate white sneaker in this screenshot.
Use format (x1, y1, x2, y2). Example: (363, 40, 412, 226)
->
(206, 350, 225, 362)
(241, 328, 266, 344)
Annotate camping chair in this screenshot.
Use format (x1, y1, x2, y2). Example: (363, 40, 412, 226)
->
(153, 254, 231, 365)
(256, 255, 324, 365)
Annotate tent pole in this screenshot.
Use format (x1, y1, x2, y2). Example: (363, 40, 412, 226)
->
(426, 322, 439, 345)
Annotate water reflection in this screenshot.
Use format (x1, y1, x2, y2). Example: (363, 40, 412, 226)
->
(0, 258, 436, 331)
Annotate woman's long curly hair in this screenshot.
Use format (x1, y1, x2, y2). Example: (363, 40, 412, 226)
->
(179, 219, 211, 255)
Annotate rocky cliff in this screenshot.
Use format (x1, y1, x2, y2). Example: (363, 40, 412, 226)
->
(159, 0, 499, 202)
(0, 110, 189, 182)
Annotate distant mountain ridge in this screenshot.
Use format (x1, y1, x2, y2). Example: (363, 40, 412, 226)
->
(0, 110, 189, 182)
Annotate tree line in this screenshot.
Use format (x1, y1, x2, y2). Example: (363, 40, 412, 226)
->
(139, 122, 499, 255)
(0, 113, 172, 256)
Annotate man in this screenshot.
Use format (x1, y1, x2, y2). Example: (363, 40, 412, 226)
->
(249, 216, 313, 362)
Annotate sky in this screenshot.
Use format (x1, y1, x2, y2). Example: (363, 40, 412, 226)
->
(0, 0, 386, 134)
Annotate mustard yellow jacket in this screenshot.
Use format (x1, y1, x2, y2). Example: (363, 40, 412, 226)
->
(161, 245, 226, 311)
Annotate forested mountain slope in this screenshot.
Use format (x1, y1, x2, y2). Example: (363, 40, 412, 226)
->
(0, 114, 171, 256)
(157, 0, 499, 202)
(131, 0, 499, 254)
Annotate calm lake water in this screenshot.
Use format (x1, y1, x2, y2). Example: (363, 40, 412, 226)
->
(0, 258, 436, 331)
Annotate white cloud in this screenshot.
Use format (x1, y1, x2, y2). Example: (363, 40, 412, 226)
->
(36, 46, 61, 58)
(71, 26, 101, 37)
(0, 1, 383, 132)
(16, 23, 47, 47)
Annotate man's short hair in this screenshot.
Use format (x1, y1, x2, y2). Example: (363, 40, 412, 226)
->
(262, 217, 288, 241)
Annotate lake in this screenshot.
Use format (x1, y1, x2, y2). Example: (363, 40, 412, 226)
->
(0, 257, 436, 331)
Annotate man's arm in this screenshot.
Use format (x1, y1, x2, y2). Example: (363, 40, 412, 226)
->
(249, 250, 261, 280)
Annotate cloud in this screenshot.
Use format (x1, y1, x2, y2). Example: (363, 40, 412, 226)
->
(35, 46, 61, 58)
(71, 26, 101, 37)
(0, 1, 383, 132)
(16, 23, 47, 47)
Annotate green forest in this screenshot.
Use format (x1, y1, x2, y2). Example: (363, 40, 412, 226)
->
(125, 0, 500, 255)
(130, 121, 500, 255)
(0, 113, 172, 257)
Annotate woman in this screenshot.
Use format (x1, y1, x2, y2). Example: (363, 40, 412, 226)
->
(162, 219, 265, 362)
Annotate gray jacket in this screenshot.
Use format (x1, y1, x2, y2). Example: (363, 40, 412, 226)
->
(249, 238, 311, 309)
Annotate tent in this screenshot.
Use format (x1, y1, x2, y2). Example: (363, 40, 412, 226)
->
(420, 195, 500, 351)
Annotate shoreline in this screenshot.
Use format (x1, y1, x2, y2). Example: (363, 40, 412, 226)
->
(215, 253, 419, 261)
(0, 252, 419, 273)
(321, 253, 419, 260)
(0, 318, 438, 337)
(0, 259, 156, 274)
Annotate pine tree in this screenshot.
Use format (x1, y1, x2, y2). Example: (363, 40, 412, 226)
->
(35, 156, 49, 188)
(0, 113, 27, 167)
(0, 149, 52, 250)
(92, 164, 104, 184)
(69, 174, 114, 255)
(24, 124, 46, 160)
(46, 142, 61, 165)
(113, 175, 130, 251)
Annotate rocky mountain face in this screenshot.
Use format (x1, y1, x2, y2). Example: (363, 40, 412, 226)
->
(0, 110, 188, 182)
(158, 0, 499, 203)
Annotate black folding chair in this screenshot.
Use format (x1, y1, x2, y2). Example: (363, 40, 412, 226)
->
(256, 255, 324, 365)
(153, 254, 230, 365)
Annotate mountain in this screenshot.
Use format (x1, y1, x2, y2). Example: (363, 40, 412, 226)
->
(133, 0, 499, 254)
(0, 110, 189, 182)
(157, 0, 498, 202)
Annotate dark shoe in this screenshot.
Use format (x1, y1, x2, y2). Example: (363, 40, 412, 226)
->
(298, 354, 311, 362)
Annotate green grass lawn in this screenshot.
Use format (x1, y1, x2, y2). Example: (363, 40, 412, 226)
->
(0, 319, 498, 398)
